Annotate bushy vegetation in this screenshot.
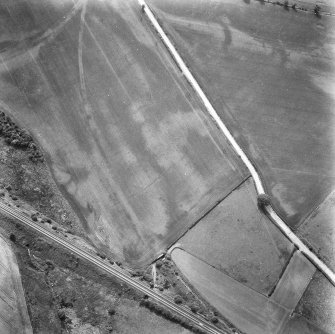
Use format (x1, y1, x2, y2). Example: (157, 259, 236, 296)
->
(257, 193, 271, 209)
(97, 252, 106, 259)
(139, 298, 207, 334)
(174, 295, 183, 304)
(189, 303, 200, 313)
(31, 213, 39, 221)
(314, 4, 321, 16)
(0, 110, 43, 162)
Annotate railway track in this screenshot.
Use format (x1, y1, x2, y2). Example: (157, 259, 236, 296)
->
(0, 201, 231, 334)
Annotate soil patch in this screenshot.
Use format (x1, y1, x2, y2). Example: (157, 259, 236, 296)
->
(297, 190, 335, 271)
(295, 270, 335, 334)
(0, 0, 248, 267)
(178, 178, 294, 294)
(147, 0, 335, 228)
(171, 248, 289, 334)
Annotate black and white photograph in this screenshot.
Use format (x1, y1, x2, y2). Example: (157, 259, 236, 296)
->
(0, 0, 333, 333)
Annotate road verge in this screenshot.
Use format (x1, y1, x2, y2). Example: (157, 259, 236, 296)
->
(138, 0, 335, 287)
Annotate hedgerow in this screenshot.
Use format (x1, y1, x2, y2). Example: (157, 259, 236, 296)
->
(0, 110, 43, 162)
(139, 298, 207, 334)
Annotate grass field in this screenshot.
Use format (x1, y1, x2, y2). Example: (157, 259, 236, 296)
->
(297, 190, 335, 271)
(172, 248, 328, 334)
(270, 251, 315, 310)
(281, 313, 329, 334)
(295, 270, 335, 334)
(178, 177, 294, 295)
(0, 235, 32, 334)
(1, 220, 194, 334)
(0, 0, 248, 267)
(0, 0, 75, 46)
(147, 0, 335, 229)
(171, 248, 290, 334)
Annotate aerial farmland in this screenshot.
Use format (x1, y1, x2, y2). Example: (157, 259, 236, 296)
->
(146, 0, 335, 332)
(0, 0, 249, 267)
(0, 0, 334, 333)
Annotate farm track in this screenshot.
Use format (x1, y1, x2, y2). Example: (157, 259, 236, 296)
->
(1, 0, 85, 61)
(78, 0, 88, 109)
(137, 0, 335, 287)
(0, 201, 232, 334)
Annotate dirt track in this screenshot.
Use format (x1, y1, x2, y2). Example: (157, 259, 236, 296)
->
(145, 0, 335, 285)
(147, 0, 335, 229)
(0, 0, 248, 267)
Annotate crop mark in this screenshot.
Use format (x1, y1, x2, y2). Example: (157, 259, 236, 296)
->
(0, 0, 86, 114)
(0, 54, 32, 109)
(75, 10, 150, 248)
(84, 21, 133, 103)
(139, 1, 335, 285)
(144, 16, 235, 161)
(77, 9, 164, 249)
(272, 166, 335, 179)
(37, 0, 85, 50)
(78, 0, 88, 110)
(1, 0, 85, 63)
(0, 312, 12, 331)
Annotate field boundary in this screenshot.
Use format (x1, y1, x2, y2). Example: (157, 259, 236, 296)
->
(138, 0, 335, 287)
(0, 235, 33, 334)
(0, 202, 228, 334)
(164, 175, 251, 259)
(256, 0, 335, 17)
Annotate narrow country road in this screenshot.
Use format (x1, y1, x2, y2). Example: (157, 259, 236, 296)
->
(137, 0, 335, 287)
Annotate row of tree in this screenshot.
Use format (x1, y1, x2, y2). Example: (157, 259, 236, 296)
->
(140, 297, 208, 334)
(0, 110, 43, 162)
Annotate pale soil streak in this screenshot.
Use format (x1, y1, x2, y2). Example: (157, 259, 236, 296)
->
(78, 0, 88, 107)
(0, 0, 85, 110)
(156, 11, 225, 41)
(272, 166, 335, 179)
(85, 2, 231, 166)
(138, 0, 335, 286)
(76, 3, 148, 248)
(1, 0, 85, 63)
(0, 314, 12, 333)
(83, 21, 133, 103)
(0, 54, 32, 111)
(151, 263, 157, 286)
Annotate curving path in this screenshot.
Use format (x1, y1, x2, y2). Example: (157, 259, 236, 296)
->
(137, 0, 335, 287)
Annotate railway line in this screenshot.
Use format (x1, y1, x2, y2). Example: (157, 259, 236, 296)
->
(0, 2, 332, 333)
(0, 201, 231, 334)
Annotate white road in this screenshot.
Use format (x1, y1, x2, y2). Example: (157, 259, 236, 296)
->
(138, 0, 335, 287)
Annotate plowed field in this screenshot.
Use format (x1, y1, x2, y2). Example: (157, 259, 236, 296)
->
(0, 0, 248, 266)
(147, 0, 335, 228)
